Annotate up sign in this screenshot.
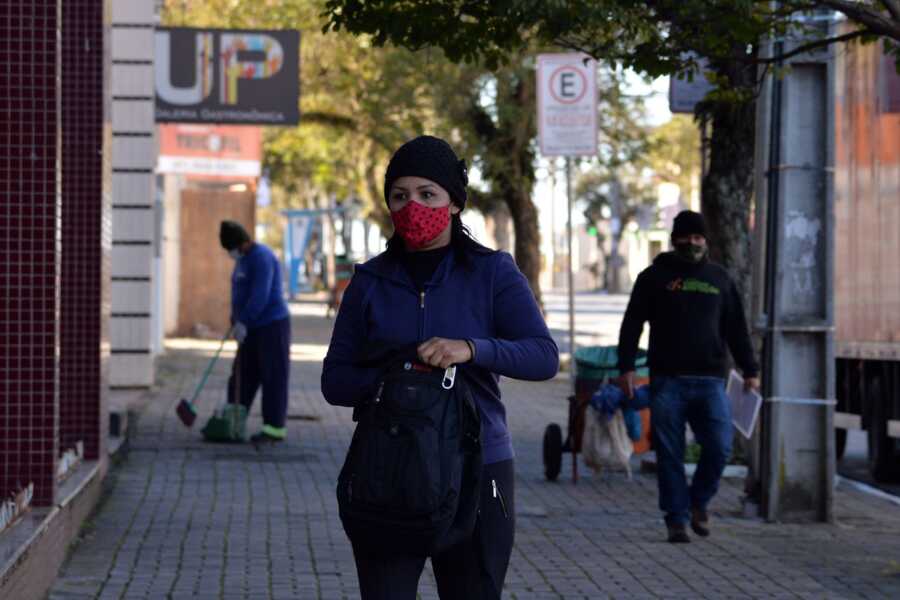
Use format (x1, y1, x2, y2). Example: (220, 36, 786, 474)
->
(537, 54, 598, 157)
(155, 27, 300, 125)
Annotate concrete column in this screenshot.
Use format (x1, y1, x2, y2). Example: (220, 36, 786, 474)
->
(754, 23, 837, 522)
(109, 0, 157, 387)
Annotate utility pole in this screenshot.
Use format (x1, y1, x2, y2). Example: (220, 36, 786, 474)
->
(752, 12, 836, 523)
(566, 157, 576, 390)
(549, 159, 557, 289)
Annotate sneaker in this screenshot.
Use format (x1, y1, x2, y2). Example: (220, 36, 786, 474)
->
(667, 523, 691, 544)
(250, 431, 284, 447)
(691, 508, 710, 537)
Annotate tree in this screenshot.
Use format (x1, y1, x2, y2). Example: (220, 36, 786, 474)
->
(323, 0, 900, 307)
(162, 1, 557, 302)
(579, 169, 657, 292)
(576, 66, 655, 293)
(162, 0, 450, 242)
(448, 62, 545, 304)
(645, 115, 702, 208)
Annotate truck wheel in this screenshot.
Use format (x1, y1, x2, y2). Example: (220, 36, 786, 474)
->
(835, 428, 847, 461)
(543, 423, 563, 482)
(867, 378, 900, 482)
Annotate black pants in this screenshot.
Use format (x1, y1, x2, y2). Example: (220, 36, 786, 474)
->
(352, 459, 515, 600)
(226, 317, 291, 428)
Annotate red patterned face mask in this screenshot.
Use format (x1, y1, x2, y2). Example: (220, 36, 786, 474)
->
(390, 201, 451, 250)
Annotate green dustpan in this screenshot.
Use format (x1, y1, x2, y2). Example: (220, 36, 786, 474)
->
(202, 403, 248, 443)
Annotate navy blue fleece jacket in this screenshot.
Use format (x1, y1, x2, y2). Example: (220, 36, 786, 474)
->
(231, 243, 289, 330)
(321, 249, 559, 464)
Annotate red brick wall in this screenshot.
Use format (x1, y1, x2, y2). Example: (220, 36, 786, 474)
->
(59, 0, 109, 462)
(0, 0, 62, 508)
(0, 464, 106, 600)
(0, 0, 109, 506)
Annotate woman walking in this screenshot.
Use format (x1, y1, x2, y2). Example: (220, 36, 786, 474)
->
(321, 135, 559, 599)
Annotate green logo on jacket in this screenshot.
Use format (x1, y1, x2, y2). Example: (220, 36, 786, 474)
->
(666, 277, 720, 295)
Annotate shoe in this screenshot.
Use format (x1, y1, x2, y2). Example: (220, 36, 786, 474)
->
(690, 508, 710, 538)
(250, 431, 284, 446)
(667, 523, 691, 544)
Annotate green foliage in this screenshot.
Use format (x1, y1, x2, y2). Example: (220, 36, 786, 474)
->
(577, 67, 655, 234)
(323, 0, 543, 70)
(326, 2, 755, 82)
(645, 115, 702, 204)
(323, 1, 900, 93)
(685, 442, 702, 465)
(161, 0, 455, 238)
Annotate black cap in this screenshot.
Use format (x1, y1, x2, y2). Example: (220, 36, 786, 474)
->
(672, 210, 707, 239)
(219, 220, 251, 250)
(383, 135, 468, 209)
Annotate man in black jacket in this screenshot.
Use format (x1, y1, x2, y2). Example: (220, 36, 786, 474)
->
(617, 210, 759, 544)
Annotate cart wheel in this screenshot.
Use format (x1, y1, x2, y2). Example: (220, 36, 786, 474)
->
(543, 423, 563, 481)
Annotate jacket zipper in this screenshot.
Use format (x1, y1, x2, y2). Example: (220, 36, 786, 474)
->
(418, 290, 426, 341)
(492, 479, 509, 519)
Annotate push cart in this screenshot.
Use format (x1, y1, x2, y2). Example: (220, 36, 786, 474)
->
(543, 346, 650, 483)
(327, 255, 354, 318)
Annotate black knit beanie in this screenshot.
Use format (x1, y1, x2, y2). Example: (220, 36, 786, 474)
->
(383, 135, 468, 209)
(219, 220, 251, 250)
(671, 210, 707, 239)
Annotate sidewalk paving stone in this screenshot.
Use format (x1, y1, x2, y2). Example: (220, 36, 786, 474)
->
(46, 300, 900, 599)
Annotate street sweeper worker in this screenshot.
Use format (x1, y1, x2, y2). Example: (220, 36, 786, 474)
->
(219, 220, 291, 444)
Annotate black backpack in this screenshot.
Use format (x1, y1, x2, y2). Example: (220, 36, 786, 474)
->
(337, 360, 482, 556)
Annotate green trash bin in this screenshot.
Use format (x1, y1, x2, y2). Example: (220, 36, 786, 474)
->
(573, 346, 649, 381)
(542, 345, 649, 483)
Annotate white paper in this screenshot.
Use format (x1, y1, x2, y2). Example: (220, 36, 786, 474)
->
(726, 370, 763, 439)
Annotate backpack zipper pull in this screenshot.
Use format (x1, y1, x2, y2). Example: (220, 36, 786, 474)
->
(492, 479, 509, 518)
(442, 365, 456, 390)
(374, 381, 384, 404)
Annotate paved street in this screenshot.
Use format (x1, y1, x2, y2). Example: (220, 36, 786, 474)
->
(49, 294, 900, 599)
(543, 291, 633, 356)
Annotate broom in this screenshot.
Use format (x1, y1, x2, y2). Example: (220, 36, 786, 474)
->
(176, 327, 233, 428)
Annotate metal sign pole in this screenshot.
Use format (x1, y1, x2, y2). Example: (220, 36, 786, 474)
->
(566, 156, 576, 392)
(536, 53, 597, 390)
(549, 159, 557, 289)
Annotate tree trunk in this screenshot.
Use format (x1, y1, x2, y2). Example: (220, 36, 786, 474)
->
(364, 151, 392, 238)
(487, 204, 513, 252)
(606, 230, 625, 293)
(607, 176, 625, 294)
(466, 65, 543, 307)
(702, 51, 761, 505)
(595, 240, 608, 291)
(503, 186, 543, 307)
(701, 52, 758, 310)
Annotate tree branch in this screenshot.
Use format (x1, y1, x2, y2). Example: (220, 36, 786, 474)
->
(881, 0, 900, 24)
(301, 111, 356, 130)
(466, 99, 497, 146)
(753, 29, 869, 64)
(300, 111, 397, 153)
(820, 0, 900, 41)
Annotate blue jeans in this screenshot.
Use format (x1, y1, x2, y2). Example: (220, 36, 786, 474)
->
(650, 376, 732, 526)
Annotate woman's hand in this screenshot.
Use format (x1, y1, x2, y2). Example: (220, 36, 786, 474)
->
(417, 337, 473, 369)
